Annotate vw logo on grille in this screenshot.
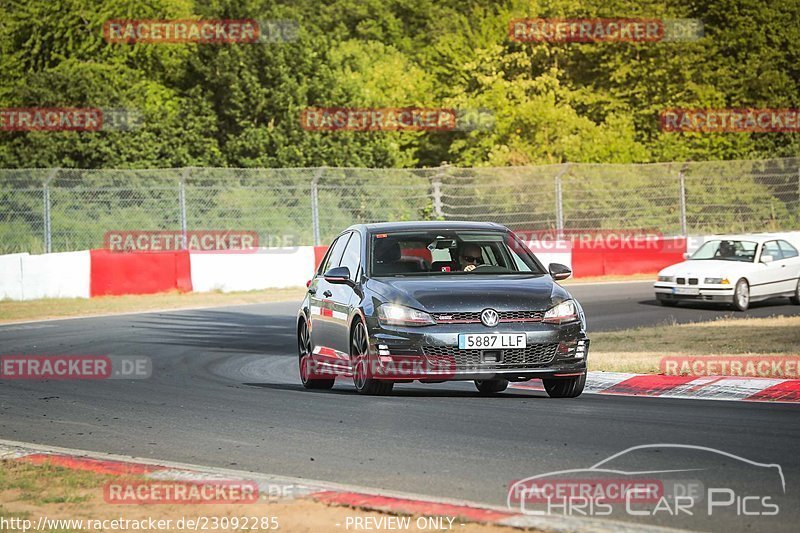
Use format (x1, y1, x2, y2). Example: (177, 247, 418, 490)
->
(480, 308, 499, 327)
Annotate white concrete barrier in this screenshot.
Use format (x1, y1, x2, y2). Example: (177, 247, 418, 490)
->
(190, 247, 316, 292)
(0, 253, 27, 300)
(20, 251, 91, 300)
(522, 241, 572, 271)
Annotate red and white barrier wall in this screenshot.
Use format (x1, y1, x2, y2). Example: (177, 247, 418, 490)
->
(11, 233, 799, 301)
(0, 247, 321, 301)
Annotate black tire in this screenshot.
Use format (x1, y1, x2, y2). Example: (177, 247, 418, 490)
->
(659, 299, 678, 307)
(351, 320, 394, 395)
(732, 278, 750, 311)
(474, 379, 509, 394)
(790, 278, 800, 305)
(298, 319, 334, 390)
(542, 373, 586, 398)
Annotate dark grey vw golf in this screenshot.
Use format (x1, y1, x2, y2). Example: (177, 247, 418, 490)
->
(297, 221, 589, 397)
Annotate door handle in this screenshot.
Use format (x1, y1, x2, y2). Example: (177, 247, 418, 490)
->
(323, 290, 332, 298)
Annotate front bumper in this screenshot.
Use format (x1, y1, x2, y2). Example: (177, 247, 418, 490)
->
(365, 318, 588, 381)
(654, 283, 735, 303)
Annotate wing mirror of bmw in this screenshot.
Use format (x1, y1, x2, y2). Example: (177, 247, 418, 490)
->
(761, 254, 774, 264)
(324, 266, 353, 285)
(548, 263, 572, 281)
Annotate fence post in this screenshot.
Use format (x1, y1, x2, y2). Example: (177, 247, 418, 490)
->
(43, 168, 58, 253)
(679, 164, 688, 235)
(554, 163, 569, 238)
(311, 167, 322, 246)
(431, 162, 447, 219)
(179, 168, 190, 249)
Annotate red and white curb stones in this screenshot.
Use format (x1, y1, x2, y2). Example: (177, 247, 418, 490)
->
(511, 371, 800, 403)
(0, 439, 682, 533)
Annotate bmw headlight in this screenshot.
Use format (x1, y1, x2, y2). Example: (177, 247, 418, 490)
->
(377, 304, 435, 326)
(704, 277, 730, 285)
(543, 300, 578, 324)
(658, 275, 673, 282)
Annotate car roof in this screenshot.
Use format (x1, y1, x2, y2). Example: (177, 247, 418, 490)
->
(347, 221, 508, 234)
(701, 233, 795, 244)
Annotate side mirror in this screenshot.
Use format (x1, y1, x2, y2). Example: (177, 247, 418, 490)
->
(683, 252, 691, 260)
(761, 254, 774, 264)
(324, 266, 352, 284)
(548, 263, 572, 281)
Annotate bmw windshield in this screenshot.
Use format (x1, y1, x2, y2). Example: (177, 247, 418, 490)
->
(690, 239, 758, 262)
(368, 230, 546, 276)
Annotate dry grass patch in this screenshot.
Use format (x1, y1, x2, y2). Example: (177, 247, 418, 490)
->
(0, 459, 526, 533)
(589, 315, 800, 374)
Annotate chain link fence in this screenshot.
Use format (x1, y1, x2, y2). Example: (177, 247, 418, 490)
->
(1, 158, 799, 254)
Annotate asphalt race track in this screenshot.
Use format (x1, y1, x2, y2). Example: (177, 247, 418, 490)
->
(1, 281, 799, 531)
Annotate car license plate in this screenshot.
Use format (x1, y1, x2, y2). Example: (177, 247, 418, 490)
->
(673, 287, 699, 295)
(458, 333, 526, 349)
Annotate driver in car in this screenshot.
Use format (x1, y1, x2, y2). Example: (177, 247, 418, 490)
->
(458, 243, 483, 272)
(717, 240, 735, 258)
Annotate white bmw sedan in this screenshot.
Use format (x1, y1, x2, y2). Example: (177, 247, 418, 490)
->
(654, 235, 800, 311)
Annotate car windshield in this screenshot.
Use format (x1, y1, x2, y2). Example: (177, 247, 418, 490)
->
(368, 230, 545, 276)
(690, 239, 757, 262)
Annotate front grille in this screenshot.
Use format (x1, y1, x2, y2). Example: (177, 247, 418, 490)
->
(433, 311, 544, 324)
(422, 343, 558, 369)
(676, 277, 686, 285)
(432, 312, 480, 323)
(688, 278, 698, 285)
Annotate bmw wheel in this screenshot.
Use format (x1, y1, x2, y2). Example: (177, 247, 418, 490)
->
(790, 278, 800, 305)
(543, 373, 586, 398)
(299, 319, 334, 390)
(351, 320, 393, 395)
(733, 279, 750, 311)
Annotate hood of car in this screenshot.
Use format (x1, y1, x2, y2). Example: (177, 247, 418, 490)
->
(658, 259, 756, 278)
(366, 274, 569, 312)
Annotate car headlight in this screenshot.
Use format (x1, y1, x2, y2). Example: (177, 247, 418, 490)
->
(704, 277, 730, 285)
(543, 300, 579, 324)
(657, 275, 673, 282)
(377, 304, 435, 326)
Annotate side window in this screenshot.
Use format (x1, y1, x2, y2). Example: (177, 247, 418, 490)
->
(340, 232, 362, 280)
(482, 245, 499, 267)
(762, 241, 783, 261)
(778, 240, 799, 259)
(320, 233, 351, 274)
(430, 248, 452, 262)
